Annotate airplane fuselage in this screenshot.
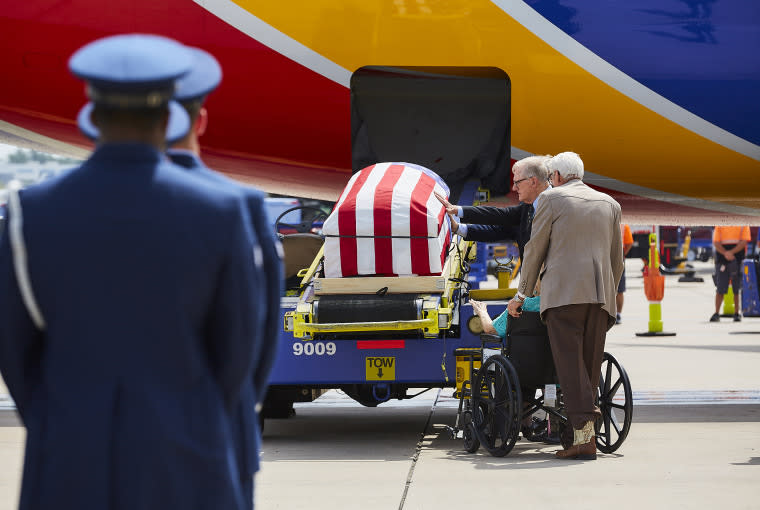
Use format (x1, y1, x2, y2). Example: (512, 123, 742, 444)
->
(1, 0, 758, 224)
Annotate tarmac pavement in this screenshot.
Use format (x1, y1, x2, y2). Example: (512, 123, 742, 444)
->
(256, 259, 760, 509)
(1, 259, 759, 509)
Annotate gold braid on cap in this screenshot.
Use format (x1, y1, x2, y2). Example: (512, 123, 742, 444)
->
(86, 84, 174, 108)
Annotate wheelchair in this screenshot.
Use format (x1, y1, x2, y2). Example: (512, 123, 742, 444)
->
(452, 310, 633, 457)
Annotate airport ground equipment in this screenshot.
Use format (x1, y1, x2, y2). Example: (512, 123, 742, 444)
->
(450, 311, 633, 457)
(274, 205, 327, 236)
(267, 177, 521, 410)
(266, 180, 490, 414)
(741, 257, 760, 317)
(659, 230, 703, 282)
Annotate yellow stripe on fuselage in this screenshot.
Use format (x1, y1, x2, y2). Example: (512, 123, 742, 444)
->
(233, 0, 760, 212)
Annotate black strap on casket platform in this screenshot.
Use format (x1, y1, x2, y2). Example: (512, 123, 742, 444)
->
(315, 294, 422, 323)
(506, 311, 555, 388)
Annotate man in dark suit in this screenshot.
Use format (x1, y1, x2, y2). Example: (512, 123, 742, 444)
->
(167, 47, 283, 510)
(435, 155, 551, 262)
(0, 34, 262, 509)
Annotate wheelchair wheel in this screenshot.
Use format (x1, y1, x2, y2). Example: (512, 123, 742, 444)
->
(463, 418, 480, 453)
(595, 352, 633, 453)
(472, 354, 522, 457)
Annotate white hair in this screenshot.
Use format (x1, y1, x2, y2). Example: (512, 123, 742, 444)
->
(548, 152, 584, 180)
(513, 155, 551, 181)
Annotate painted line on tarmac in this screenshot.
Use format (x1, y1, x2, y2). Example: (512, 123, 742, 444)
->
(2, 389, 759, 412)
(435, 389, 760, 407)
(435, 390, 760, 407)
(299, 389, 760, 408)
(630, 389, 760, 405)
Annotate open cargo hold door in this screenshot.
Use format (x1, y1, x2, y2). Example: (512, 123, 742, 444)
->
(350, 66, 511, 203)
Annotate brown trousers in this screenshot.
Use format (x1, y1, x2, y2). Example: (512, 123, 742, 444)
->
(544, 303, 609, 429)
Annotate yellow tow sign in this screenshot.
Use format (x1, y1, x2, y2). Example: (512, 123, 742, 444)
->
(365, 357, 395, 381)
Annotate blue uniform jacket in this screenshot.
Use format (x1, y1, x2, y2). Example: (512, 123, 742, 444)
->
(0, 143, 261, 510)
(168, 149, 283, 478)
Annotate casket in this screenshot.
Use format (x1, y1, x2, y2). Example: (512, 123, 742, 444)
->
(322, 162, 451, 278)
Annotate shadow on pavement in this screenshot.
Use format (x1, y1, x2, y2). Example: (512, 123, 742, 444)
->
(426, 423, 625, 468)
(262, 406, 429, 462)
(731, 457, 760, 466)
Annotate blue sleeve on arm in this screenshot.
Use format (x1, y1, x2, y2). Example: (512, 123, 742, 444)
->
(207, 204, 262, 411)
(492, 310, 509, 339)
(491, 296, 540, 340)
(245, 192, 284, 406)
(522, 296, 541, 312)
(0, 230, 44, 422)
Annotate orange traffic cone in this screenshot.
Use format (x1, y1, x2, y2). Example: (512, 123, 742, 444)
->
(637, 232, 676, 337)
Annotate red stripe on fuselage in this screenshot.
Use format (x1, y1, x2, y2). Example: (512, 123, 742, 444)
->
(0, 0, 352, 179)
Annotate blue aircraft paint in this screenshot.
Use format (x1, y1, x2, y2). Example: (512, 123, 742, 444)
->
(525, 0, 760, 145)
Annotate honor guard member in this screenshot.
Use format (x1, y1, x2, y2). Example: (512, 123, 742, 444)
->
(0, 34, 262, 510)
(167, 47, 284, 510)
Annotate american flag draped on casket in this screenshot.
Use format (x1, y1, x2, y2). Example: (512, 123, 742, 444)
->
(322, 162, 452, 278)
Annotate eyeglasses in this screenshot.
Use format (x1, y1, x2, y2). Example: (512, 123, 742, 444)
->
(513, 177, 532, 187)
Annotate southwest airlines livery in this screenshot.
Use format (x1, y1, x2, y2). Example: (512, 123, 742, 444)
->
(1, 0, 758, 224)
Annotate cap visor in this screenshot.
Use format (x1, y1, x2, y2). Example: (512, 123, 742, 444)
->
(76, 103, 98, 141)
(76, 101, 190, 144)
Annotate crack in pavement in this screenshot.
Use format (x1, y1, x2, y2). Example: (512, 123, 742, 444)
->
(398, 388, 441, 510)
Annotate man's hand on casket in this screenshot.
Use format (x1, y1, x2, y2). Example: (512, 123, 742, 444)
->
(434, 191, 458, 217)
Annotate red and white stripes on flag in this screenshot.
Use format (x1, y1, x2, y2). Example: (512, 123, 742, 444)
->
(322, 163, 452, 278)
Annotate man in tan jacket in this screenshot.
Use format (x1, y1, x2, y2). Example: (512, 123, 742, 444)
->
(506, 152, 623, 460)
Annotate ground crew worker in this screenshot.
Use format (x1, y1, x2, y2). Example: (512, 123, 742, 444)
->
(710, 225, 750, 322)
(0, 34, 262, 509)
(167, 47, 284, 510)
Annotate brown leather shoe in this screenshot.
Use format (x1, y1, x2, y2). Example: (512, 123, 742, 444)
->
(555, 439, 596, 460)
